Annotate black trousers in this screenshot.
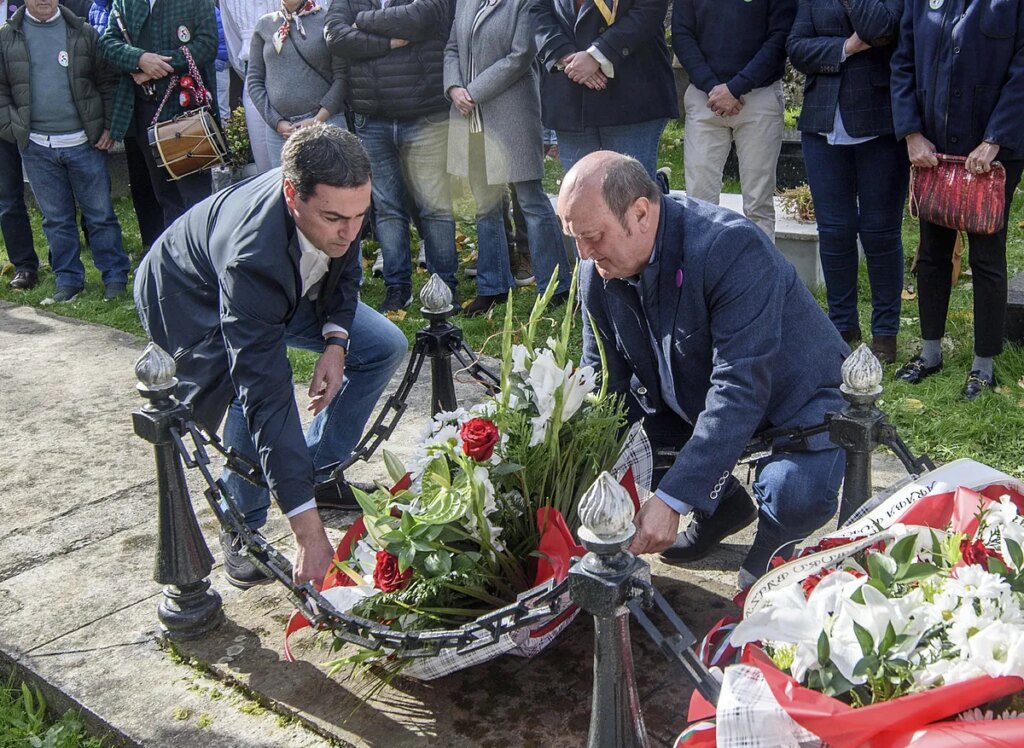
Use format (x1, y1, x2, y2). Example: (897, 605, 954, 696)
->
(134, 98, 211, 230)
(122, 135, 164, 247)
(0, 137, 36, 272)
(916, 159, 1024, 357)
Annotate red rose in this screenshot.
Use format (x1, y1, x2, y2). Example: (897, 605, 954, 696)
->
(960, 538, 1003, 570)
(373, 550, 412, 592)
(460, 417, 499, 461)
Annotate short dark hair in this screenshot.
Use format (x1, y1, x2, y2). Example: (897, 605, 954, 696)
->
(601, 156, 661, 228)
(281, 123, 371, 200)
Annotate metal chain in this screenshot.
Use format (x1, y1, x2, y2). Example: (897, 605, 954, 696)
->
(172, 421, 571, 657)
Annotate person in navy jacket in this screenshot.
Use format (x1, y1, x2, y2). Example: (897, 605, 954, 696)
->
(673, 0, 796, 241)
(891, 0, 1024, 400)
(787, 0, 907, 363)
(562, 151, 847, 588)
(529, 0, 678, 177)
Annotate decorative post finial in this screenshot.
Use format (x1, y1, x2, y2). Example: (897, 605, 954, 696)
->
(135, 342, 177, 389)
(420, 273, 454, 314)
(841, 343, 883, 397)
(578, 471, 636, 548)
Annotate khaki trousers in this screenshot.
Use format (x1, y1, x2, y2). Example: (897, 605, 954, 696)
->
(683, 81, 784, 242)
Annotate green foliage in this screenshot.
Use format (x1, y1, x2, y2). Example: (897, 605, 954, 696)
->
(224, 106, 253, 170)
(0, 678, 103, 748)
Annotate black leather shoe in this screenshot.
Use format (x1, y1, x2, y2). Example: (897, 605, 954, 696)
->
(9, 270, 38, 290)
(462, 294, 504, 317)
(740, 514, 798, 580)
(895, 355, 943, 384)
(314, 478, 374, 511)
(219, 529, 272, 589)
(659, 479, 757, 564)
(376, 285, 412, 314)
(963, 370, 996, 401)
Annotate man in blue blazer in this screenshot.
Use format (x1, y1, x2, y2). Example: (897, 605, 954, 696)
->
(561, 151, 848, 586)
(135, 125, 408, 588)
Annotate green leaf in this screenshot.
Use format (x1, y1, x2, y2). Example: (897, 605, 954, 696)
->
(489, 462, 525, 476)
(423, 551, 452, 577)
(988, 556, 1010, 576)
(867, 552, 894, 589)
(817, 631, 831, 665)
(400, 510, 416, 534)
(853, 621, 874, 656)
(879, 622, 896, 655)
(398, 546, 415, 573)
(896, 562, 939, 584)
(889, 534, 918, 570)
(352, 485, 384, 518)
(383, 449, 407, 484)
(1007, 539, 1024, 571)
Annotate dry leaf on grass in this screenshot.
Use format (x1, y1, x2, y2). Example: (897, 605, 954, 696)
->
(903, 398, 925, 413)
(385, 309, 407, 322)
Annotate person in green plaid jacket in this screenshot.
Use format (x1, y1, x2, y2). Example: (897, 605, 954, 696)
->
(98, 0, 217, 227)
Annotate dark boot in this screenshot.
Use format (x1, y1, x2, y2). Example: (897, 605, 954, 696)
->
(870, 335, 897, 364)
(659, 478, 758, 564)
(740, 513, 799, 581)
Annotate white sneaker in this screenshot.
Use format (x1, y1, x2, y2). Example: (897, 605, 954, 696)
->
(417, 242, 427, 268)
(372, 248, 383, 277)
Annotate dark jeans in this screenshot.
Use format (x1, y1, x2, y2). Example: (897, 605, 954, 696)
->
(123, 135, 165, 247)
(0, 138, 36, 272)
(19, 140, 130, 290)
(916, 159, 1024, 357)
(802, 132, 909, 338)
(134, 98, 212, 230)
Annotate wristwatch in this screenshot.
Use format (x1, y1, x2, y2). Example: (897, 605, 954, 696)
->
(325, 336, 349, 352)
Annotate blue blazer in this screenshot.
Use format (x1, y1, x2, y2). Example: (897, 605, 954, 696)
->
(891, 0, 1024, 159)
(529, 0, 678, 131)
(134, 170, 364, 514)
(787, 0, 902, 137)
(580, 196, 847, 513)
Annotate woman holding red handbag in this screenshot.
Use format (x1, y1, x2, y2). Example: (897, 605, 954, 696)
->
(891, 0, 1024, 400)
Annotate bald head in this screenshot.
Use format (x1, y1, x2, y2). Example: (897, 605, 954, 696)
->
(557, 152, 662, 279)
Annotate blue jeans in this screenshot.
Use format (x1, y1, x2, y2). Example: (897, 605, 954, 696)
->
(353, 111, 457, 290)
(264, 112, 349, 168)
(0, 138, 36, 272)
(468, 134, 572, 296)
(556, 118, 669, 179)
(222, 299, 408, 529)
(802, 133, 909, 338)
(20, 140, 130, 290)
(752, 446, 844, 540)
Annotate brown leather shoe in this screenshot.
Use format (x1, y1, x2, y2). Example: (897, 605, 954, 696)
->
(840, 328, 862, 346)
(9, 270, 38, 290)
(870, 335, 897, 363)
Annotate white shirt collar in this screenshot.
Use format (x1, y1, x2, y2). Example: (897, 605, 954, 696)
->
(25, 8, 61, 22)
(296, 229, 332, 297)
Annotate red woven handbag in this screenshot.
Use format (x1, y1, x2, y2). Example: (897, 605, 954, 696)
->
(909, 154, 1006, 235)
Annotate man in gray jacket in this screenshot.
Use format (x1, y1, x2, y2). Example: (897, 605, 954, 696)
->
(0, 0, 130, 302)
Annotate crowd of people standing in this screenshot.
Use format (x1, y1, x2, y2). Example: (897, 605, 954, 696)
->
(0, 0, 1022, 396)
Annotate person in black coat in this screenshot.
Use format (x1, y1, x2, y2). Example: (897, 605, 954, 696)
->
(891, 0, 1024, 400)
(529, 0, 678, 177)
(787, 0, 907, 363)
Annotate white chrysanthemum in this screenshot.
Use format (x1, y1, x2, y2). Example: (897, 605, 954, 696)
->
(947, 564, 1012, 600)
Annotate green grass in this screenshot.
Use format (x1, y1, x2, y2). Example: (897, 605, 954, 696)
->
(0, 678, 104, 748)
(3, 135, 1024, 479)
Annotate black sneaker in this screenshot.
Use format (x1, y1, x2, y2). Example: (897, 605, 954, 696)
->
(659, 478, 758, 564)
(103, 282, 127, 301)
(40, 286, 84, 305)
(377, 285, 412, 314)
(314, 478, 365, 511)
(219, 529, 273, 589)
(462, 293, 504, 317)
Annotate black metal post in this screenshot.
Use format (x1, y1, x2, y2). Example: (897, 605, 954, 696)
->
(828, 344, 886, 525)
(133, 342, 223, 639)
(416, 274, 461, 415)
(569, 474, 650, 748)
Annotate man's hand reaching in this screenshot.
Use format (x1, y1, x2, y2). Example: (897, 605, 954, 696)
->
(628, 496, 681, 555)
(289, 508, 334, 586)
(308, 341, 346, 415)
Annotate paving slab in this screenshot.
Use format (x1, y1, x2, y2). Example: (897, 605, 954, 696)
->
(0, 300, 924, 747)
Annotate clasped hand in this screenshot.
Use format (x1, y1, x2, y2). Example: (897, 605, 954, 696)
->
(707, 83, 742, 117)
(561, 52, 607, 91)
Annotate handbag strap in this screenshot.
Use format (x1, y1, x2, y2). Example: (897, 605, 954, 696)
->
(150, 46, 211, 126)
(908, 165, 919, 220)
